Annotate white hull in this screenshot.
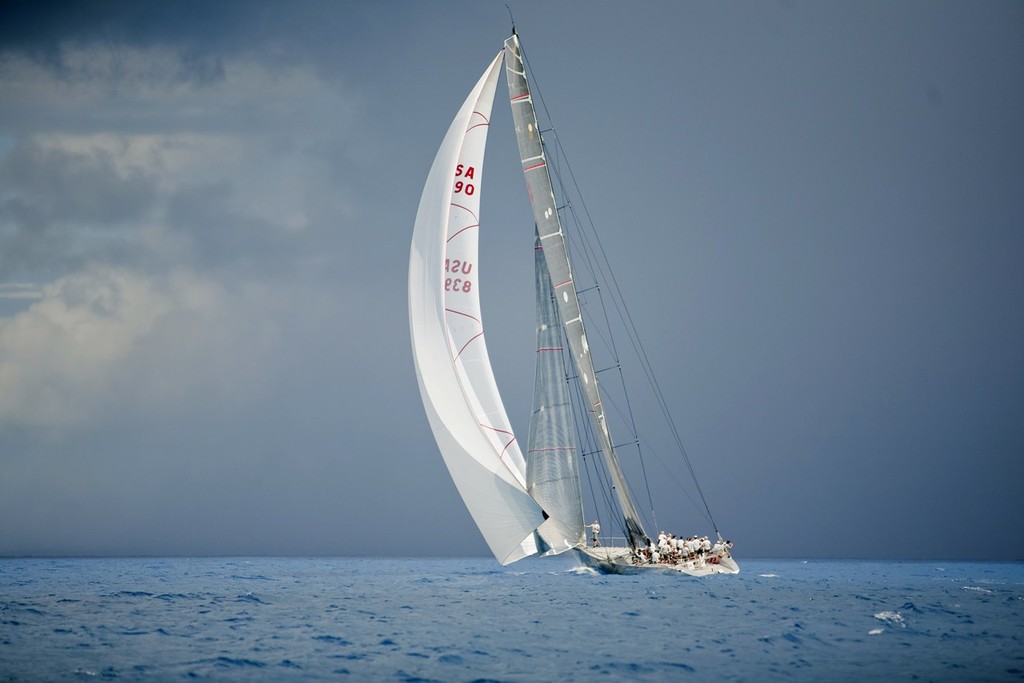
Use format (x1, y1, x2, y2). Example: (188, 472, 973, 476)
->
(574, 546, 740, 577)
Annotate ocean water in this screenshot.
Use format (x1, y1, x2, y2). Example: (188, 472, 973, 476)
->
(0, 557, 1021, 681)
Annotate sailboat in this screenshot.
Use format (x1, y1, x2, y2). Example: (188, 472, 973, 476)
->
(409, 31, 739, 576)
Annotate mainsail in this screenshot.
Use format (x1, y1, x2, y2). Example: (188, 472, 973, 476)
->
(409, 51, 545, 565)
(503, 33, 649, 550)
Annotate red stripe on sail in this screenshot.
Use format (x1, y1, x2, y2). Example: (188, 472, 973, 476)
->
(453, 332, 483, 360)
(447, 223, 479, 242)
(480, 423, 517, 460)
(467, 111, 490, 133)
(450, 202, 478, 222)
(445, 308, 481, 324)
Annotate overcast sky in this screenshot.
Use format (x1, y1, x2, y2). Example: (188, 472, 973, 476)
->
(1, 0, 1021, 560)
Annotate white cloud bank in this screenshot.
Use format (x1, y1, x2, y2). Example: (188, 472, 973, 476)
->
(0, 38, 361, 432)
(0, 266, 282, 428)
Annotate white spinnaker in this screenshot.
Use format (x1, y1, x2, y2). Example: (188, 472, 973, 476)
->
(409, 51, 545, 565)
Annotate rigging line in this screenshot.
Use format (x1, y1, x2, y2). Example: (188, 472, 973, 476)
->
(516, 37, 552, 146)
(572, 346, 650, 530)
(631, 437, 714, 528)
(574, 385, 620, 536)
(563, 330, 626, 538)
(544, 245, 712, 528)
(548, 150, 604, 304)
(617, 362, 657, 524)
(514, 40, 604, 311)
(548, 126, 720, 533)
(587, 375, 685, 531)
(520, 35, 659, 541)
(543, 125, 655, 538)
(549, 137, 659, 529)
(580, 444, 615, 538)
(588, 272, 657, 524)
(528, 100, 638, 532)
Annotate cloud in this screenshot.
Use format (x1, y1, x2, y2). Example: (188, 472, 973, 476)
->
(0, 39, 357, 135)
(0, 42, 358, 280)
(0, 284, 42, 300)
(0, 266, 282, 429)
(0, 31, 368, 436)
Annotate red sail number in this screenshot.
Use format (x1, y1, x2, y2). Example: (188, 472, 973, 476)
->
(444, 258, 474, 293)
(445, 278, 472, 293)
(454, 164, 476, 195)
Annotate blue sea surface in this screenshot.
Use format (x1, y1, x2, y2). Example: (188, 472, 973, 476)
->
(0, 557, 1021, 681)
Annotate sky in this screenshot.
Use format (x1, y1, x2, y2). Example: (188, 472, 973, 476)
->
(0, 0, 1021, 561)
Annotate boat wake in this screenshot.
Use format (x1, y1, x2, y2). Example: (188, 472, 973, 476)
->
(566, 565, 600, 576)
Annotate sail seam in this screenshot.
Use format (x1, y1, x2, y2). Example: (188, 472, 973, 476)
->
(452, 331, 483, 361)
(449, 201, 479, 222)
(480, 423, 518, 460)
(466, 110, 490, 133)
(446, 222, 479, 242)
(445, 308, 481, 323)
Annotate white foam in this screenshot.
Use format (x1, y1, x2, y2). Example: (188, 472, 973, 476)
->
(567, 566, 600, 576)
(873, 611, 906, 627)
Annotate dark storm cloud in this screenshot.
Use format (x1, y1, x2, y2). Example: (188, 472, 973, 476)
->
(0, 0, 406, 80)
(0, 0, 286, 54)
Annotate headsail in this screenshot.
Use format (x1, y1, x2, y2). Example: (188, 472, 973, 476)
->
(504, 33, 649, 550)
(527, 230, 586, 553)
(409, 51, 545, 565)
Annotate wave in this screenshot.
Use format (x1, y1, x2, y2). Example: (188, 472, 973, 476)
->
(873, 610, 906, 628)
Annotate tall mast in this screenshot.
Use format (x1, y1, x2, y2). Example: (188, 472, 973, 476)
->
(503, 33, 649, 550)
